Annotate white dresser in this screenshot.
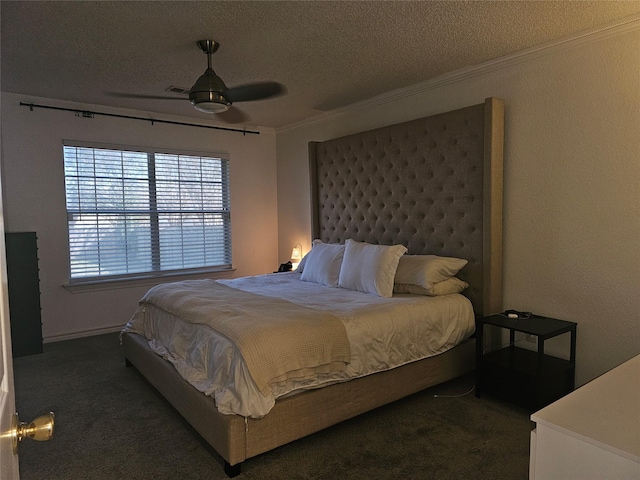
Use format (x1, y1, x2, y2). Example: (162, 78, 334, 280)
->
(529, 354, 640, 479)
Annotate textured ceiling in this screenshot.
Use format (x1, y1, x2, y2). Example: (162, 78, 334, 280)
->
(2, 1, 640, 129)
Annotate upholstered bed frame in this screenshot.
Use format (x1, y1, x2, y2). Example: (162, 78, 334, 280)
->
(121, 97, 504, 477)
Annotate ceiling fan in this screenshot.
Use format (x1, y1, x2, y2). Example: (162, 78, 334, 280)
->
(107, 40, 285, 123)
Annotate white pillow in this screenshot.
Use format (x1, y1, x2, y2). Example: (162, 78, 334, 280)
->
(394, 277, 469, 296)
(296, 239, 323, 273)
(394, 255, 468, 289)
(338, 239, 407, 297)
(300, 242, 345, 287)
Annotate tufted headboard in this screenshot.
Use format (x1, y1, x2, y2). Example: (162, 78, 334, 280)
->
(309, 97, 504, 316)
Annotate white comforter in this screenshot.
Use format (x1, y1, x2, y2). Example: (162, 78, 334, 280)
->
(122, 272, 475, 418)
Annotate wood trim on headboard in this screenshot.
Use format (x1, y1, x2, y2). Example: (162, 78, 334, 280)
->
(483, 97, 504, 315)
(308, 98, 504, 316)
(308, 141, 321, 239)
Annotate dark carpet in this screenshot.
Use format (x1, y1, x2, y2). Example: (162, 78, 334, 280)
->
(13, 333, 533, 479)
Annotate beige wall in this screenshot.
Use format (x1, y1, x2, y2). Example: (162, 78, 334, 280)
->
(276, 24, 640, 386)
(0, 94, 278, 341)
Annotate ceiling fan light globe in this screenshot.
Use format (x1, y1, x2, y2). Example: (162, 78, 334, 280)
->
(189, 90, 230, 114)
(192, 101, 230, 114)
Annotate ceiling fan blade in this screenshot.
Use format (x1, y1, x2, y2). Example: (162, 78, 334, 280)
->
(225, 82, 285, 103)
(216, 106, 250, 124)
(105, 91, 187, 100)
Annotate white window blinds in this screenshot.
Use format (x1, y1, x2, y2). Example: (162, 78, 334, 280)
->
(63, 143, 231, 282)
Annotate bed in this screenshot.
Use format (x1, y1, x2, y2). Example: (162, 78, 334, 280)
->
(121, 97, 504, 477)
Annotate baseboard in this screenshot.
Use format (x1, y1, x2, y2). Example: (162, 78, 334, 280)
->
(43, 325, 124, 343)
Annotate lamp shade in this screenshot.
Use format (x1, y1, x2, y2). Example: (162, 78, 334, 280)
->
(291, 243, 303, 269)
(291, 244, 302, 263)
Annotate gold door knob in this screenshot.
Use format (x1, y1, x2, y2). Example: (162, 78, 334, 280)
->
(12, 412, 55, 454)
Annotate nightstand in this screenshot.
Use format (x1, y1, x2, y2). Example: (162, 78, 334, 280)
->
(475, 313, 576, 410)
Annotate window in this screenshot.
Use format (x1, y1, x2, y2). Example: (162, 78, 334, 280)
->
(63, 142, 231, 284)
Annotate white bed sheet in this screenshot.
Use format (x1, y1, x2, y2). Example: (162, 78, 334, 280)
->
(123, 272, 475, 418)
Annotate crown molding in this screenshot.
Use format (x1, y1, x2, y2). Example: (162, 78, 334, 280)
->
(278, 14, 640, 134)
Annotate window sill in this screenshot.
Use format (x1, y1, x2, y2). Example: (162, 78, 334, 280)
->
(63, 268, 237, 293)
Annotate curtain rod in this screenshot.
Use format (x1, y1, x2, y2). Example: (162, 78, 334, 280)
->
(19, 102, 260, 135)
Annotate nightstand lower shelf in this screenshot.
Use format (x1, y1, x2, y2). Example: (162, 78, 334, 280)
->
(479, 346, 574, 410)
